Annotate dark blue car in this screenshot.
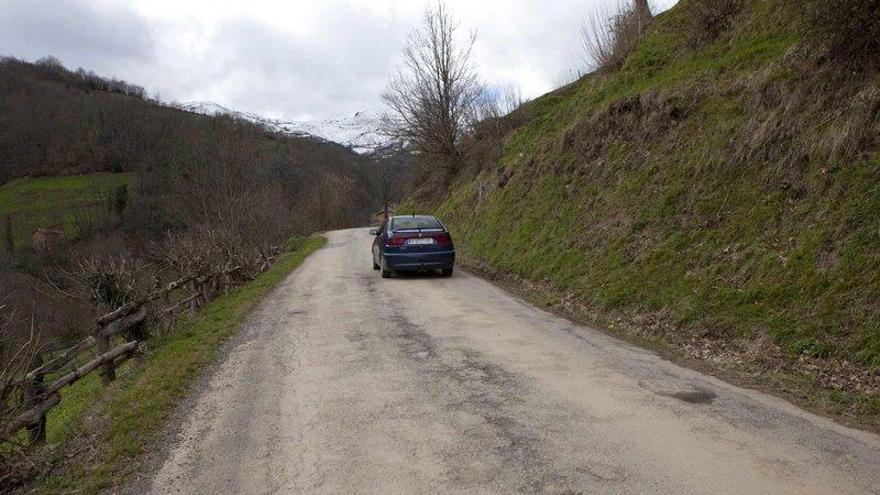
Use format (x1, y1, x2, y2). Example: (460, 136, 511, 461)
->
(371, 215, 455, 278)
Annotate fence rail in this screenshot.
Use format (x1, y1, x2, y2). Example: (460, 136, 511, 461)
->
(1, 249, 281, 444)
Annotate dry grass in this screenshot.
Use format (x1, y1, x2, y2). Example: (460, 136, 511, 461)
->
(582, 1, 652, 73)
(690, 0, 745, 43)
(411, 0, 880, 429)
(800, 0, 880, 71)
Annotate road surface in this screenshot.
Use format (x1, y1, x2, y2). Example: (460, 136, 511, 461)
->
(148, 228, 880, 494)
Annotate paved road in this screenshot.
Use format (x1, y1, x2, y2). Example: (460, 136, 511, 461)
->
(149, 228, 880, 494)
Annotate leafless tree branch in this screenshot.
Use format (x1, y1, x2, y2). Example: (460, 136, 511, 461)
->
(381, 1, 482, 176)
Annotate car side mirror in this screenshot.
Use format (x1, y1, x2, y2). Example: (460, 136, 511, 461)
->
(369, 229, 379, 236)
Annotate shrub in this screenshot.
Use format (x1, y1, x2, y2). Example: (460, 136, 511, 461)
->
(690, 0, 745, 44)
(285, 235, 307, 253)
(582, 1, 653, 73)
(799, 0, 880, 71)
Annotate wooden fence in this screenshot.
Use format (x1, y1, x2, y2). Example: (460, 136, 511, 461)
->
(1, 248, 281, 444)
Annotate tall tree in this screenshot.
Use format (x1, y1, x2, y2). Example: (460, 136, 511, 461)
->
(381, 1, 481, 178)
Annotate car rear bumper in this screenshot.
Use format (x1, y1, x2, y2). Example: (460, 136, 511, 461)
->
(383, 250, 455, 271)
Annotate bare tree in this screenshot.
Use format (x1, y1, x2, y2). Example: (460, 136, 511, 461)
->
(468, 84, 529, 139)
(473, 84, 525, 123)
(0, 300, 46, 445)
(381, 1, 481, 177)
(379, 167, 398, 215)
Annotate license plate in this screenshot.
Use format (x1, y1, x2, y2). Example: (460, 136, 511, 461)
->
(406, 237, 435, 246)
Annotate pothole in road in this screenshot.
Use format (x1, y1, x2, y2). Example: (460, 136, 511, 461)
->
(663, 389, 717, 404)
(638, 379, 718, 405)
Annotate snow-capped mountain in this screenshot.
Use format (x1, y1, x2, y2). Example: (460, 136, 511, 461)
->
(177, 101, 387, 154)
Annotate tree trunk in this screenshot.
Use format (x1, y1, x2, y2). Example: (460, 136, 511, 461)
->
(96, 303, 116, 384)
(634, 0, 652, 20)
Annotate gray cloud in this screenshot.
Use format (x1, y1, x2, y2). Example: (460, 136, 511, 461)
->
(0, 0, 677, 120)
(0, 0, 155, 77)
(194, 15, 403, 118)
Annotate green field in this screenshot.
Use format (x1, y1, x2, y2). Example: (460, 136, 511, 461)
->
(0, 172, 134, 248)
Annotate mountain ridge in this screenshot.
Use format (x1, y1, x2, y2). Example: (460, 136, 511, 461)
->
(177, 101, 388, 154)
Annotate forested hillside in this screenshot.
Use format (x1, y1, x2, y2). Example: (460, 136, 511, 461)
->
(0, 57, 387, 478)
(0, 56, 378, 233)
(408, 0, 880, 423)
(0, 54, 390, 342)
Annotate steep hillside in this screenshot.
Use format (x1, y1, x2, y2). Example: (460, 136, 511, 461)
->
(412, 1, 880, 421)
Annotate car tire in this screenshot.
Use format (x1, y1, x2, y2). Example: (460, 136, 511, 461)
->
(381, 259, 392, 278)
(373, 260, 380, 270)
(441, 268, 454, 277)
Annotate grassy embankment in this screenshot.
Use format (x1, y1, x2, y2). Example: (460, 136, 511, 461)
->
(408, 0, 880, 424)
(0, 172, 133, 248)
(30, 235, 326, 494)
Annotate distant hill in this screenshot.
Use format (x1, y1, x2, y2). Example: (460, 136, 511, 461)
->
(0, 55, 399, 377)
(0, 56, 381, 232)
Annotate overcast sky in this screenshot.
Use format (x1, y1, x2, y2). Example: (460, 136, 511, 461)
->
(0, 0, 677, 121)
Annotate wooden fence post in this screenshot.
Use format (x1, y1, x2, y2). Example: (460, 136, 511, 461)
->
(97, 322, 115, 384)
(189, 280, 200, 315)
(23, 353, 47, 444)
(127, 314, 147, 363)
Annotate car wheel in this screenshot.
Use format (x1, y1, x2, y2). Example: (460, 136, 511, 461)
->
(373, 260, 380, 270)
(441, 268, 453, 277)
(381, 259, 392, 278)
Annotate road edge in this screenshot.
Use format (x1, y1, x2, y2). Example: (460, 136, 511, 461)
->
(26, 236, 327, 495)
(461, 259, 880, 436)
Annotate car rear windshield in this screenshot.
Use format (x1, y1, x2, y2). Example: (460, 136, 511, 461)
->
(390, 216, 443, 231)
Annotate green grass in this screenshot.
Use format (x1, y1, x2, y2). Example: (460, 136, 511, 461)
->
(33, 235, 326, 494)
(0, 172, 133, 247)
(409, 0, 880, 421)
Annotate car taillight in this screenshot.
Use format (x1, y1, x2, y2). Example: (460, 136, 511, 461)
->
(432, 233, 452, 245)
(387, 236, 406, 246)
